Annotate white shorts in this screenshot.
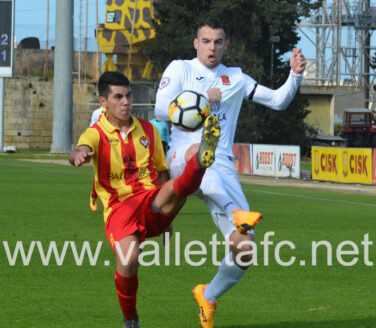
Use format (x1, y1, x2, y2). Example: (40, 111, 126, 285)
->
(167, 145, 253, 238)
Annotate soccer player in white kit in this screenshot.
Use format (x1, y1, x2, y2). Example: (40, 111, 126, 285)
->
(154, 18, 307, 327)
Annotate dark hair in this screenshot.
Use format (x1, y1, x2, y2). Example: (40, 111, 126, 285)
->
(197, 18, 227, 39)
(98, 71, 130, 98)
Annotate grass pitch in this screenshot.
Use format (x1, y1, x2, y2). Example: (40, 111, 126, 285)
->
(0, 157, 375, 328)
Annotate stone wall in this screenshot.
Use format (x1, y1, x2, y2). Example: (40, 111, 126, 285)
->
(14, 48, 100, 80)
(3, 77, 157, 150)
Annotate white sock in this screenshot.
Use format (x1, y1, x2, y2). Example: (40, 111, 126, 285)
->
(202, 187, 239, 219)
(204, 252, 246, 303)
(223, 202, 239, 220)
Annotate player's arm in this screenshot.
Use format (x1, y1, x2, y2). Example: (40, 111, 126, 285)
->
(69, 145, 94, 167)
(290, 48, 307, 75)
(249, 48, 306, 111)
(206, 88, 222, 103)
(158, 170, 170, 185)
(155, 61, 184, 121)
(69, 127, 99, 166)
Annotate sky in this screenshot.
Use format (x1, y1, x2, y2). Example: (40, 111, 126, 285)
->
(15, 0, 107, 51)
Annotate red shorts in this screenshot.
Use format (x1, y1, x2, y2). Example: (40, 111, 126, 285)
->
(105, 186, 178, 250)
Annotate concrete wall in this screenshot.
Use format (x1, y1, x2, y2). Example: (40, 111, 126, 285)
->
(300, 85, 365, 135)
(303, 94, 332, 134)
(3, 77, 157, 150)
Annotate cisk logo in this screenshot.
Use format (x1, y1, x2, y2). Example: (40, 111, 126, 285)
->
(347, 154, 368, 176)
(343, 151, 348, 177)
(313, 150, 319, 175)
(315, 150, 338, 175)
(321, 153, 338, 174)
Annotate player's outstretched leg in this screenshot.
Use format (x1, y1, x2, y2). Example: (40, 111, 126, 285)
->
(172, 115, 220, 199)
(197, 115, 220, 168)
(232, 209, 262, 234)
(193, 284, 217, 328)
(123, 317, 139, 328)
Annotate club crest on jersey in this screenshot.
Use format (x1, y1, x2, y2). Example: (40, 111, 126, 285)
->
(139, 136, 150, 148)
(159, 77, 170, 89)
(221, 75, 230, 85)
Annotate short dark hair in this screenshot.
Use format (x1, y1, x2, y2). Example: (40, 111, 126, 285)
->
(98, 71, 130, 98)
(197, 18, 227, 39)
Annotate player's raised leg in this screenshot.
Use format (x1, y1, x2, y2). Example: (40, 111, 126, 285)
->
(153, 115, 220, 214)
(197, 115, 221, 168)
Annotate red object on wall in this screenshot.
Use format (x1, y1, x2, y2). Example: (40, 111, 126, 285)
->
(373, 149, 376, 184)
(233, 144, 252, 174)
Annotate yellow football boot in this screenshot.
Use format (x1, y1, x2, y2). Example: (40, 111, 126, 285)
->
(197, 115, 220, 168)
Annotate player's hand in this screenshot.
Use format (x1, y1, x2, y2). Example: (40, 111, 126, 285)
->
(163, 224, 173, 246)
(290, 48, 307, 75)
(74, 150, 94, 167)
(206, 88, 222, 103)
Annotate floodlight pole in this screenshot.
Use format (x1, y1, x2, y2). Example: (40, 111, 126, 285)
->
(51, 0, 74, 153)
(0, 0, 15, 152)
(0, 78, 4, 152)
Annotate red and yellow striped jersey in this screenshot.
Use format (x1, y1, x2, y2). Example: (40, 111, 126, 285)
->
(77, 113, 168, 222)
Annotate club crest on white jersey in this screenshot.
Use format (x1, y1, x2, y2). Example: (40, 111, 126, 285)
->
(159, 77, 170, 89)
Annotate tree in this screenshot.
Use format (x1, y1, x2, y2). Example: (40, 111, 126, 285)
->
(145, 0, 321, 153)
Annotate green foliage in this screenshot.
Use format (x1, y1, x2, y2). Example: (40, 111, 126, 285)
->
(236, 66, 317, 156)
(146, 0, 320, 152)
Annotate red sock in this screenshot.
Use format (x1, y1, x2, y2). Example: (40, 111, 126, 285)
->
(114, 270, 138, 319)
(91, 177, 97, 198)
(173, 154, 206, 197)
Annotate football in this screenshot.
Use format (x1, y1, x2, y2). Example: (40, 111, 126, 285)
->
(168, 90, 211, 131)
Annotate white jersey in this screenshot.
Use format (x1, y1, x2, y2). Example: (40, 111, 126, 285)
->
(90, 107, 103, 126)
(155, 58, 303, 158)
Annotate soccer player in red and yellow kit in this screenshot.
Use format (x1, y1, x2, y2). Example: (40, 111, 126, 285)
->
(69, 71, 220, 328)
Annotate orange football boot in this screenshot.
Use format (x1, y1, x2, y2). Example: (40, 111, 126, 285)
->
(232, 209, 262, 234)
(192, 284, 217, 328)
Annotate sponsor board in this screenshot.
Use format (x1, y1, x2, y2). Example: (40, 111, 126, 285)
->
(312, 147, 373, 184)
(373, 149, 376, 185)
(252, 144, 300, 178)
(233, 144, 252, 174)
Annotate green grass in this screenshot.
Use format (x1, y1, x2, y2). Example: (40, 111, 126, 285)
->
(0, 149, 68, 160)
(301, 160, 311, 172)
(0, 157, 375, 328)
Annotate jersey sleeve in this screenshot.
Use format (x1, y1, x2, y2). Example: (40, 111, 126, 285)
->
(251, 70, 303, 110)
(154, 60, 185, 121)
(76, 127, 100, 154)
(151, 125, 169, 172)
(242, 73, 258, 99)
